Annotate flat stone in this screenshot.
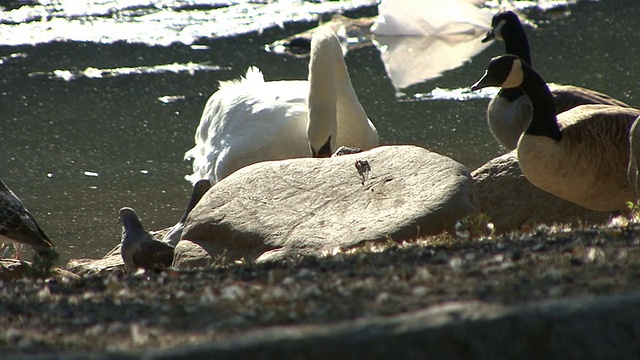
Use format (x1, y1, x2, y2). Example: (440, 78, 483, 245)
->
(182, 145, 476, 263)
(0, 259, 80, 281)
(65, 244, 125, 276)
(472, 151, 611, 233)
(172, 240, 211, 269)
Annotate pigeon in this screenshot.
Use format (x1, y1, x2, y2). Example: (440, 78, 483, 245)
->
(162, 179, 211, 246)
(119, 207, 174, 271)
(0, 180, 55, 260)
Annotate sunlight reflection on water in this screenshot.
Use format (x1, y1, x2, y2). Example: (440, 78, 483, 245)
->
(0, 0, 377, 46)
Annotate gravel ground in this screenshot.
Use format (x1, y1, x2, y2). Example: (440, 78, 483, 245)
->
(2, 220, 640, 356)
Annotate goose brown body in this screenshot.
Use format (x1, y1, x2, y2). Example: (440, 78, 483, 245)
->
(518, 105, 640, 211)
(473, 55, 639, 212)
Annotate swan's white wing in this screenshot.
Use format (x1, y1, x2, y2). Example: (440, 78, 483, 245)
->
(185, 78, 311, 183)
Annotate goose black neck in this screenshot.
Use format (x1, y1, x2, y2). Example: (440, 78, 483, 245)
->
(503, 21, 532, 66)
(498, 88, 525, 102)
(496, 20, 532, 104)
(520, 64, 562, 141)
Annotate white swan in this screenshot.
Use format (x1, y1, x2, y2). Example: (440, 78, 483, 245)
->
(184, 29, 379, 184)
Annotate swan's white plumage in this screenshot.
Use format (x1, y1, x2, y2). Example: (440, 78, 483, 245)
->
(184, 30, 378, 184)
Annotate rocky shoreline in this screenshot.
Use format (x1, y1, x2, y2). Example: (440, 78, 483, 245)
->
(2, 219, 640, 358)
(3, 146, 639, 358)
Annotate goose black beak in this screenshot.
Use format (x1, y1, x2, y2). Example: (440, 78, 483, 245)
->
(470, 71, 497, 91)
(481, 29, 495, 43)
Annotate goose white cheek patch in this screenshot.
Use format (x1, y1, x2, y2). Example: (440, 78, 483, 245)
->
(502, 59, 523, 88)
(494, 19, 507, 41)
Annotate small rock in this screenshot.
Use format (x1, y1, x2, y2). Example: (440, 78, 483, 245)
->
(472, 151, 611, 233)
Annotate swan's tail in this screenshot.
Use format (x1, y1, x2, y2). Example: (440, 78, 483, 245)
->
(244, 66, 264, 83)
(218, 66, 265, 89)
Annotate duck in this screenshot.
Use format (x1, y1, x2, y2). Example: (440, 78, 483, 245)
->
(482, 10, 630, 150)
(471, 55, 640, 212)
(119, 207, 174, 271)
(0, 179, 55, 260)
(161, 179, 211, 246)
(184, 29, 379, 184)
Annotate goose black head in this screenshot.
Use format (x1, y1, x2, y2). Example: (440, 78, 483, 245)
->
(471, 55, 525, 91)
(482, 10, 522, 43)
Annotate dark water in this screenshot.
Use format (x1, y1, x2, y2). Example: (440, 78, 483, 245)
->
(0, 0, 638, 260)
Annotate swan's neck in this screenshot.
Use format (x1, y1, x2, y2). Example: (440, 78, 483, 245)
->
(307, 33, 369, 156)
(334, 55, 369, 133)
(307, 41, 338, 157)
(520, 65, 562, 141)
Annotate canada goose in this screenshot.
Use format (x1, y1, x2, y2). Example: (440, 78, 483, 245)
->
(482, 10, 630, 150)
(184, 29, 379, 184)
(0, 180, 55, 260)
(119, 207, 174, 271)
(471, 55, 640, 211)
(162, 179, 211, 246)
(628, 116, 640, 198)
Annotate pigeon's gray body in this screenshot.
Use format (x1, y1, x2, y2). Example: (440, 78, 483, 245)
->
(0, 180, 54, 259)
(119, 207, 174, 271)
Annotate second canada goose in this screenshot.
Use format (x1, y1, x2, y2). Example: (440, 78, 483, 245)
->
(482, 10, 630, 150)
(184, 29, 379, 184)
(471, 55, 640, 212)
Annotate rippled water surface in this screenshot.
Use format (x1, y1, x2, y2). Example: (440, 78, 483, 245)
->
(1, 0, 638, 260)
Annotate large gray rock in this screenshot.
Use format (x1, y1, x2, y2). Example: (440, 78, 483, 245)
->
(472, 151, 611, 233)
(182, 145, 476, 264)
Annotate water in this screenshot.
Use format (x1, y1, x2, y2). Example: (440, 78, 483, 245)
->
(0, 0, 638, 261)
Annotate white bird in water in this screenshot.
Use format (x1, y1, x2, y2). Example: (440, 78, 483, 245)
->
(0, 180, 55, 260)
(119, 207, 174, 271)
